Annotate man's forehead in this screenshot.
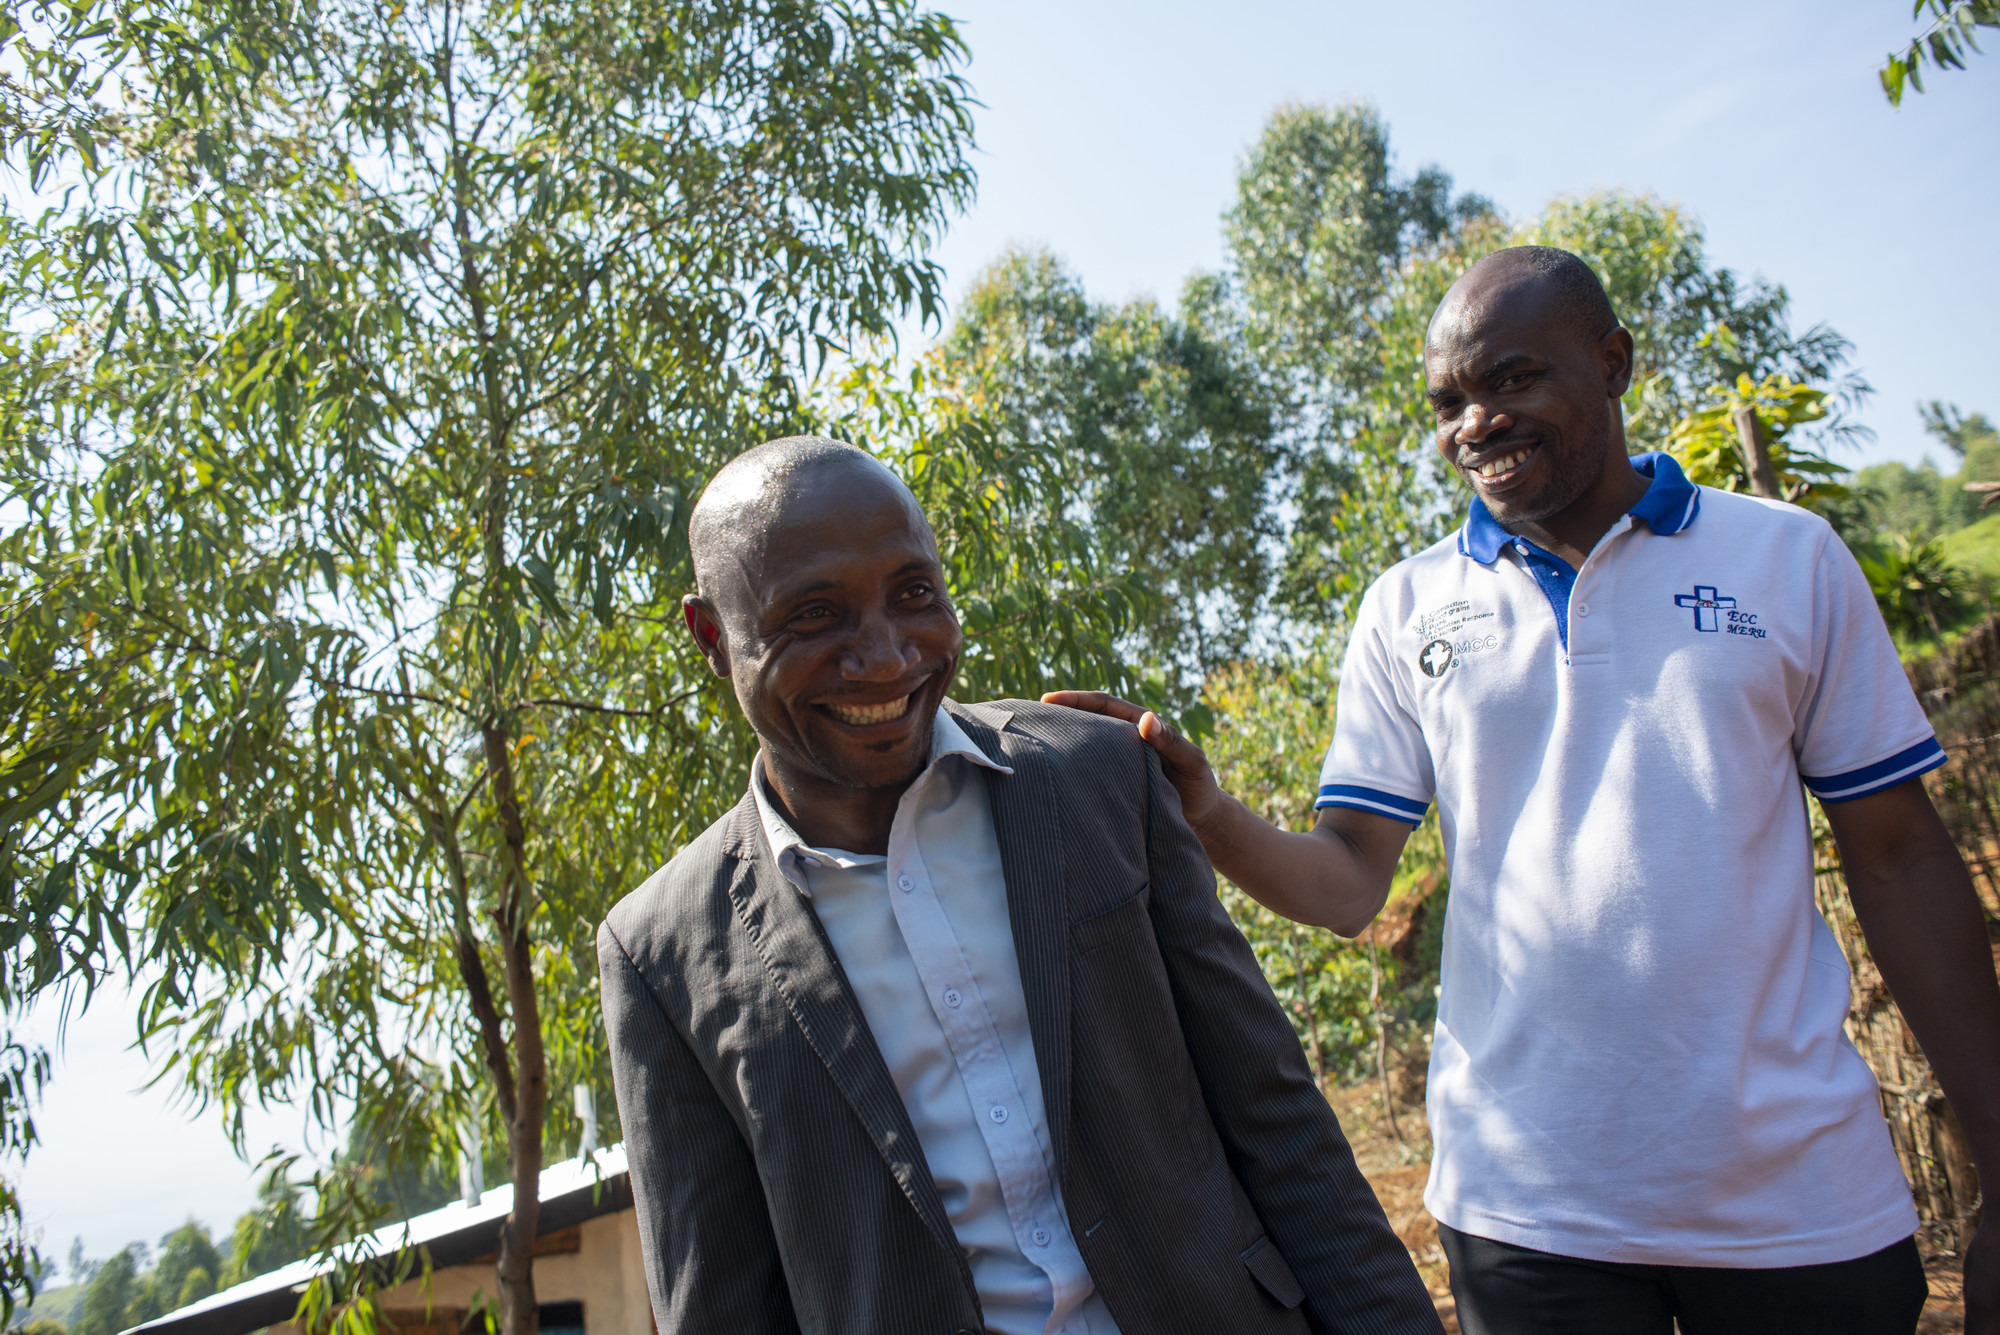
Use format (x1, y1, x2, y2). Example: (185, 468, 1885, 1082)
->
(760, 506, 933, 588)
(738, 470, 937, 604)
(1426, 283, 1561, 376)
(698, 451, 910, 568)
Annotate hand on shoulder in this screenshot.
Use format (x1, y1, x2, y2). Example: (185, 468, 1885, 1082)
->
(1039, 691, 1224, 834)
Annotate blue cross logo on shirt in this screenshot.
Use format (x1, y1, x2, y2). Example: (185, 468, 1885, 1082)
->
(1674, 584, 1736, 632)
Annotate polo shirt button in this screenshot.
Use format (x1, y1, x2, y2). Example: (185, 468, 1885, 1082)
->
(897, 874, 913, 892)
(1576, 602, 1591, 617)
(989, 1104, 1009, 1124)
(943, 987, 962, 1008)
(1031, 1227, 1051, 1246)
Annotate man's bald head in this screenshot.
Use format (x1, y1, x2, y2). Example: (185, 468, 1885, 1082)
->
(680, 434, 961, 814)
(688, 435, 932, 618)
(1421, 244, 1640, 537)
(1431, 246, 1619, 353)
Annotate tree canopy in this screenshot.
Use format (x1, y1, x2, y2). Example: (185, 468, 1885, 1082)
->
(0, 56, 1985, 1335)
(930, 248, 1281, 693)
(0, 0, 1046, 1330)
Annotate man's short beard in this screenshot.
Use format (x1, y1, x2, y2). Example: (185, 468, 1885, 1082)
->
(802, 711, 938, 791)
(1489, 431, 1611, 525)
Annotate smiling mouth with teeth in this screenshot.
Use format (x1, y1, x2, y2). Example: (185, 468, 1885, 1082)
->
(1470, 447, 1534, 479)
(823, 693, 914, 726)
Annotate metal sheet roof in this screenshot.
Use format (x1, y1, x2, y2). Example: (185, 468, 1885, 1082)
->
(124, 1146, 632, 1335)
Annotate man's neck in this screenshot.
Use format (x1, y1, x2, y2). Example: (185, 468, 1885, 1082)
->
(761, 756, 911, 856)
(1503, 450, 1650, 570)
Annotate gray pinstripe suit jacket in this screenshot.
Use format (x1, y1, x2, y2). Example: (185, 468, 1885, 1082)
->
(598, 699, 1441, 1335)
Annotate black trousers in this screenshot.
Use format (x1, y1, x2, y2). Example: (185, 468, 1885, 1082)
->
(1439, 1223, 1929, 1335)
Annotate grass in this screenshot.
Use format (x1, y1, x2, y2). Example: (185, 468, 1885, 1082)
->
(1942, 510, 2000, 583)
(1886, 514, 2000, 661)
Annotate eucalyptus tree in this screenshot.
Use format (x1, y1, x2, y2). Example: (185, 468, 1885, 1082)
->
(929, 107, 1493, 674)
(1218, 102, 1492, 644)
(0, 1, 1010, 1331)
(1520, 193, 1868, 451)
(1224, 101, 1489, 407)
(1881, 0, 1999, 103)
(932, 247, 1282, 698)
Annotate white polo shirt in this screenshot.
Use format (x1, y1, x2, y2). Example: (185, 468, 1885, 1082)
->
(1317, 452, 1943, 1268)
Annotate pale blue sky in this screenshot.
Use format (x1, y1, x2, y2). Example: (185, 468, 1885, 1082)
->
(918, 0, 1999, 470)
(19, 0, 1998, 1274)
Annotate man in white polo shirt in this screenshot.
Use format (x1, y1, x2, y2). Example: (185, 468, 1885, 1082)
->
(1047, 247, 2000, 1334)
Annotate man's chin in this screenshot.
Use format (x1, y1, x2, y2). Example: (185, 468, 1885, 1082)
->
(1478, 478, 1580, 528)
(803, 718, 936, 792)
(1481, 492, 1558, 526)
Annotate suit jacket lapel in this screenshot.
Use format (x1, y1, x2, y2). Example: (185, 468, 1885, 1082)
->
(718, 796, 964, 1269)
(950, 702, 1073, 1184)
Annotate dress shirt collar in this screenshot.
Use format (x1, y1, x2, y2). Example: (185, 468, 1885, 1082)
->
(749, 704, 1014, 896)
(1456, 450, 1701, 566)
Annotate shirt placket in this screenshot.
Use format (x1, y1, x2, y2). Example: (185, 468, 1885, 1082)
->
(885, 763, 1093, 1325)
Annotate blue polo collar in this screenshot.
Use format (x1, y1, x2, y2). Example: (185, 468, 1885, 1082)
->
(1456, 451, 1700, 565)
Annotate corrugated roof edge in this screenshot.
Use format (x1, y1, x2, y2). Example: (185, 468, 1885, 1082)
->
(122, 1146, 632, 1335)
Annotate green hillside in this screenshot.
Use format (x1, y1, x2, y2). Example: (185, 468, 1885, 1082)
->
(13, 1283, 84, 1330)
(1942, 511, 2000, 584)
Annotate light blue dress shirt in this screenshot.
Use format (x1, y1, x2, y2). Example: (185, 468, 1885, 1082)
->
(750, 707, 1119, 1335)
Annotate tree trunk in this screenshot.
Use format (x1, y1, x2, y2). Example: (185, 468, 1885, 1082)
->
(1367, 941, 1404, 1144)
(1921, 595, 1946, 648)
(494, 932, 547, 1335)
(484, 722, 548, 1335)
(454, 58, 546, 1322)
(1731, 404, 1785, 501)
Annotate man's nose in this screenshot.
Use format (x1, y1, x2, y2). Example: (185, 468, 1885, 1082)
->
(1455, 402, 1513, 446)
(841, 610, 918, 680)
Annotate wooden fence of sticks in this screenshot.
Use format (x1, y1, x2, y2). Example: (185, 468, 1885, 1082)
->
(1815, 611, 2000, 1252)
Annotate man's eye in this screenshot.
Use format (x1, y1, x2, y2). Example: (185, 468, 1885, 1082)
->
(902, 582, 935, 601)
(1495, 373, 1529, 390)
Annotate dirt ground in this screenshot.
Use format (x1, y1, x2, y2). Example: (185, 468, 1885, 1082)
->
(1324, 1080, 1970, 1334)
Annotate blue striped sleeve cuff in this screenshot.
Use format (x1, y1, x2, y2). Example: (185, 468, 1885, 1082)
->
(1314, 784, 1430, 825)
(1802, 737, 1947, 803)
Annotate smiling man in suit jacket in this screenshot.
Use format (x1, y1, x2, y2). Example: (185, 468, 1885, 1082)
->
(597, 436, 1439, 1335)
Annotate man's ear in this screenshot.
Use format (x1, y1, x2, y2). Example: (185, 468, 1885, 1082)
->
(1599, 325, 1636, 399)
(682, 595, 730, 678)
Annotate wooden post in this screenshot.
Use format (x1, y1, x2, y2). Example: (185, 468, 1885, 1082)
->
(1731, 404, 1785, 500)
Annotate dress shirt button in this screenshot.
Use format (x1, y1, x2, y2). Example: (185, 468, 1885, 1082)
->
(988, 1104, 1009, 1125)
(943, 987, 962, 1008)
(1031, 1227, 1051, 1247)
(1575, 602, 1591, 617)
(897, 874, 913, 892)
(1516, 541, 1529, 554)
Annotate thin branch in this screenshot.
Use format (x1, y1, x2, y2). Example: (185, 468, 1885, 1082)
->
(452, 762, 495, 825)
(515, 687, 703, 720)
(131, 605, 472, 714)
